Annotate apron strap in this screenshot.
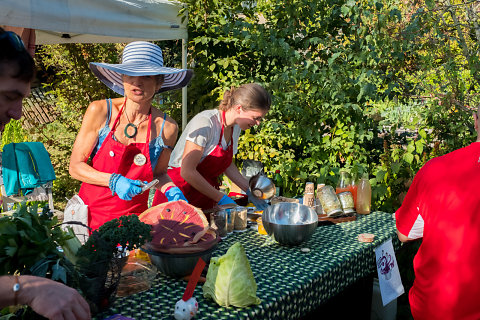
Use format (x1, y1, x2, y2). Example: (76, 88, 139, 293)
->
(219, 110, 233, 146)
(110, 98, 127, 135)
(145, 110, 152, 143)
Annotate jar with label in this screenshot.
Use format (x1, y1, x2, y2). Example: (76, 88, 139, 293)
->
(317, 185, 343, 217)
(315, 184, 325, 214)
(337, 191, 355, 214)
(303, 182, 315, 208)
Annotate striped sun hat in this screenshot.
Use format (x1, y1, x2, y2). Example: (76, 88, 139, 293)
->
(89, 41, 193, 95)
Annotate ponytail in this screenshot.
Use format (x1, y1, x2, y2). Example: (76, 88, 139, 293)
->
(218, 83, 271, 112)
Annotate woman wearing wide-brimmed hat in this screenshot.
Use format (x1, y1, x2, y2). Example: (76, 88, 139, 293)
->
(69, 41, 193, 231)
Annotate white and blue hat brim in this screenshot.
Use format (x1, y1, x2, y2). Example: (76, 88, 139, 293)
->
(89, 41, 193, 95)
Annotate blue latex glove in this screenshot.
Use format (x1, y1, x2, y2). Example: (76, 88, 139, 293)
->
(246, 189, 269, 210)
(165, 186, 188, 202)
(218, 194, 236, 206)
(109, 174, 143, 201)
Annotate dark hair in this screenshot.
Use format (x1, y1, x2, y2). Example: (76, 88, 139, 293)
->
(0, 27, 35, 82)
(219, 83, 271, 112)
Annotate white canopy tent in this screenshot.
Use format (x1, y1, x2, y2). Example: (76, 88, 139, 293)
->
(0, 0, 190, 129)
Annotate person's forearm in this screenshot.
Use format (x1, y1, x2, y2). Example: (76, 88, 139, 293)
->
(0, 276, 16, 308)
(224, 163, 249, 191)
(69, 161, 112, 187)
(0, 275, 49, 307)
(397, 230, 415, 242)
(181, 169, 224, 202)
(154, 172, 176, 193)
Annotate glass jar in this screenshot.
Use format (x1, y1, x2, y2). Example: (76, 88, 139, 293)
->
(317, 185, 343, 217)
(337, 191, 355, 214)
(210, 210, 227, 238)
(233, 206, 248, 231)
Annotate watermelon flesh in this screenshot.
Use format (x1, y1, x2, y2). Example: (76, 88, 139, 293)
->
(139, 200, 217, 252)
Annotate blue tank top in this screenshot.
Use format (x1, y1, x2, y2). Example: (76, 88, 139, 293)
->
(91, 99, 169, 170)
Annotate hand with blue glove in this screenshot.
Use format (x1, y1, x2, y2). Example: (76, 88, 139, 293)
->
(165, 186, 188, 202)
(246, 189, 269, 211)
(218, 194, 236, 206)
(109, 173, 143, 201)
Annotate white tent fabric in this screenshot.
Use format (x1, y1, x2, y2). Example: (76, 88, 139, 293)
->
(0, 0, 189, 128)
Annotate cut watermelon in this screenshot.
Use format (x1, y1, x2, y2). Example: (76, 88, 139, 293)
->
(139, 200, 218, 254)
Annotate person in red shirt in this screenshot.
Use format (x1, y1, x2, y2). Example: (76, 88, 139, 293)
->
(395, 106, 480, 320)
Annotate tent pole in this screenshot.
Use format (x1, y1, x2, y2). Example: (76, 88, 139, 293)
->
(182, 38, 187, 131)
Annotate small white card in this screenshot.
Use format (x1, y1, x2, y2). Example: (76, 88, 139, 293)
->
(375, 238, 404, 306)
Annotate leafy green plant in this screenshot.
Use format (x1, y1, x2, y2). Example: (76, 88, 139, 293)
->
(0, 204, 72, 278)
(0, 203, 152, 317)
(75, 215, 151, 270)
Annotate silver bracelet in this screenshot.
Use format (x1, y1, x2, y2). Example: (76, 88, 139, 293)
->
(13, 275, 20, 305)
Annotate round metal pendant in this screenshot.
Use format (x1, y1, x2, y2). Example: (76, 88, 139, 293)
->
(134, 153, 147, 166)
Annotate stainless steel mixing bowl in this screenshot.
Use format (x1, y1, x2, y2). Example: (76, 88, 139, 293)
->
(262, 202, 318, 245)
(141, 245, 217, 278)
(249, 173, 276, 200)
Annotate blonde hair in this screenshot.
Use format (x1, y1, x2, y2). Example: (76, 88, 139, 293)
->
(219, 83, 271, 112)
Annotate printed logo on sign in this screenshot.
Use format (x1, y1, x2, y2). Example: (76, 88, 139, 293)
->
(377, 250, 395, 280)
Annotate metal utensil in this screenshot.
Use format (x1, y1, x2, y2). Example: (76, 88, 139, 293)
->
(141, 179, 159, 193)
(249, 173, 276, 200)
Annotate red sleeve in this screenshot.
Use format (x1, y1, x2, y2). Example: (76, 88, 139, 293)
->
(395, 164, 428, 238)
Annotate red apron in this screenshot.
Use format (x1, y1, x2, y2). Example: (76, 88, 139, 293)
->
(79, 103, 153, 231)
(152, 111, 233, 210)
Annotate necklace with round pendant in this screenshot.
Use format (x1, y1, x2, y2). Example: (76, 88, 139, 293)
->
(124, 107, 150, 138)
(124, 123, 138, 139)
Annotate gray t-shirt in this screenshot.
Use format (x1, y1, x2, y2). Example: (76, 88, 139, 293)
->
(169, 109, 241, 168)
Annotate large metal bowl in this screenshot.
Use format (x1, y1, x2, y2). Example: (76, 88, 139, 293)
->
(141, 245, 217, 278)
(263, 202, 318, 245)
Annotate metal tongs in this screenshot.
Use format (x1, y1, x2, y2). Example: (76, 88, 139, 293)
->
(141, 179, 159, 193)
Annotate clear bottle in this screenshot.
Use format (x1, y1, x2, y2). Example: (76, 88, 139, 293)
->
(356, 174, 371, 214)
(274, 170, 283, 197)
(336, 170, 352, 194)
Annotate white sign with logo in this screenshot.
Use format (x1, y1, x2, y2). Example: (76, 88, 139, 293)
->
(375, 238, 404, 306)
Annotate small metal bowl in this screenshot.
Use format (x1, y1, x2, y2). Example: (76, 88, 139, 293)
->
(263, 202, 318, 245)
(141, 245, 217, 278)
(249, 173, 276, 200)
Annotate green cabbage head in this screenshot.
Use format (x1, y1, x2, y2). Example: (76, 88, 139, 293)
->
(203, 242, 261, 307)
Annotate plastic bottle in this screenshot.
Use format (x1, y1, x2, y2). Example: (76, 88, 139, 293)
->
(274, 170, 283, 197)
(356, 174, 371, 214)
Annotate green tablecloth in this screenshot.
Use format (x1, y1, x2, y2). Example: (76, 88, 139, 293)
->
(96, 211, 398, 320)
